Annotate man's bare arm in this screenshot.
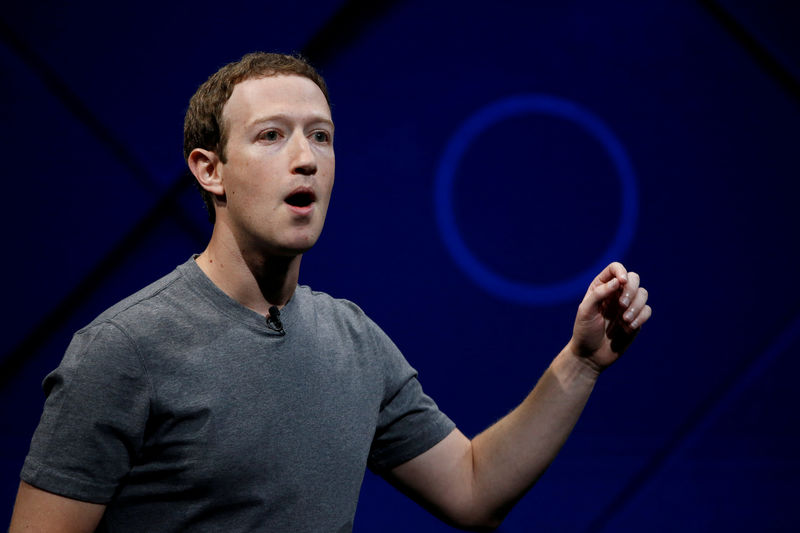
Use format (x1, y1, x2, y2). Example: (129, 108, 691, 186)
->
(9, 481, 105, 533)
(388, 263, 652, 530)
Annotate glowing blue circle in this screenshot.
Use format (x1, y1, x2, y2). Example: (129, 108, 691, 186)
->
(434, 94, 638, 305)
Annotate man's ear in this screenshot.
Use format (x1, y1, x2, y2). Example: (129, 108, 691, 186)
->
(188, 148, 225, 196)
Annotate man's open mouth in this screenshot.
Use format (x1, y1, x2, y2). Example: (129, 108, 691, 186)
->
(285, 188, 316, 208)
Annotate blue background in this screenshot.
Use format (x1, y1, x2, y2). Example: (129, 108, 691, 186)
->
(2, 1, 799, 531)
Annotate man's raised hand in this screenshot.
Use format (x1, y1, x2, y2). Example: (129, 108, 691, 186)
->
(567, 262, 651, 373)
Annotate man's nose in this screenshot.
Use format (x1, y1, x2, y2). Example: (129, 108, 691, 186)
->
(290, 134, 317, 176)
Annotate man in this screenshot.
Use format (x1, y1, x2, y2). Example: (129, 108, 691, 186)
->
(10, 52, 651, 532)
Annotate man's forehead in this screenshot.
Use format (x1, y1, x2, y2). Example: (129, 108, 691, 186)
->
(223, 75, 332, 125)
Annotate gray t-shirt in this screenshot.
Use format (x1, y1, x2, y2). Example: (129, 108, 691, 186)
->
(21, 258, 454, 532)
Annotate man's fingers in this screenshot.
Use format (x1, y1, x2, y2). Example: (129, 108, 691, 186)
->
(628, 304, 652, 330)
(597, 262, 628, 285)
(619, 271, 640, 307)
(584, 276, 620, 309)
(622, 288, 650, 328)
(584, 264, 651, 322)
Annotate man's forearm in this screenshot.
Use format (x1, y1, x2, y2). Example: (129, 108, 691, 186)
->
(468, 346, 599, 526)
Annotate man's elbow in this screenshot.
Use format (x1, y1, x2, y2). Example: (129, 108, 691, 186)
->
(443, 504, 508, 532)
(458, 519, 503, 532)
(451, 516, 504, 532)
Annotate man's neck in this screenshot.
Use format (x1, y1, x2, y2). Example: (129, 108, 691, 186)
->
(195, 227, 301, 316)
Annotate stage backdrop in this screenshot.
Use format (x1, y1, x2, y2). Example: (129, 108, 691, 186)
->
(1, 1, 798, 531)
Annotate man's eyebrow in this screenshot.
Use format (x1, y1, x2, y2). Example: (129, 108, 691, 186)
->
(247, 114, 334, 129)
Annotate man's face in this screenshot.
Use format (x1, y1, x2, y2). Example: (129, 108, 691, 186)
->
(216, 74, 335, 256)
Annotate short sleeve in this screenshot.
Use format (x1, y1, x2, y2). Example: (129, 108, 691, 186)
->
(366, 321, 455, 473)
(21, 321, 151, 503)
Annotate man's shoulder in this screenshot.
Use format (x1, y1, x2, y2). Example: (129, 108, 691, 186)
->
(295, 284, 376, 327)
(296, 284, 364, 315)
(294, 285, 391, 345)
(79, 260, 194, 334)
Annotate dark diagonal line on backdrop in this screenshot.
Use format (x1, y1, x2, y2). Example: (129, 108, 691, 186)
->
(0, 16, 209, 253)
(586, 312, 800, 532)
(0, 17, 161, 196)
(300, 0, 404, 66)
(699, 0, 800, 104)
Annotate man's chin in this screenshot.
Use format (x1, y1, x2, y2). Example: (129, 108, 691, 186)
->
(271, 236, 320, 257)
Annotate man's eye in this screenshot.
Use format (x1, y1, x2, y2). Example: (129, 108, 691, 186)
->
(312, 131, 330, 143)
(259, 130, 280, 141)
